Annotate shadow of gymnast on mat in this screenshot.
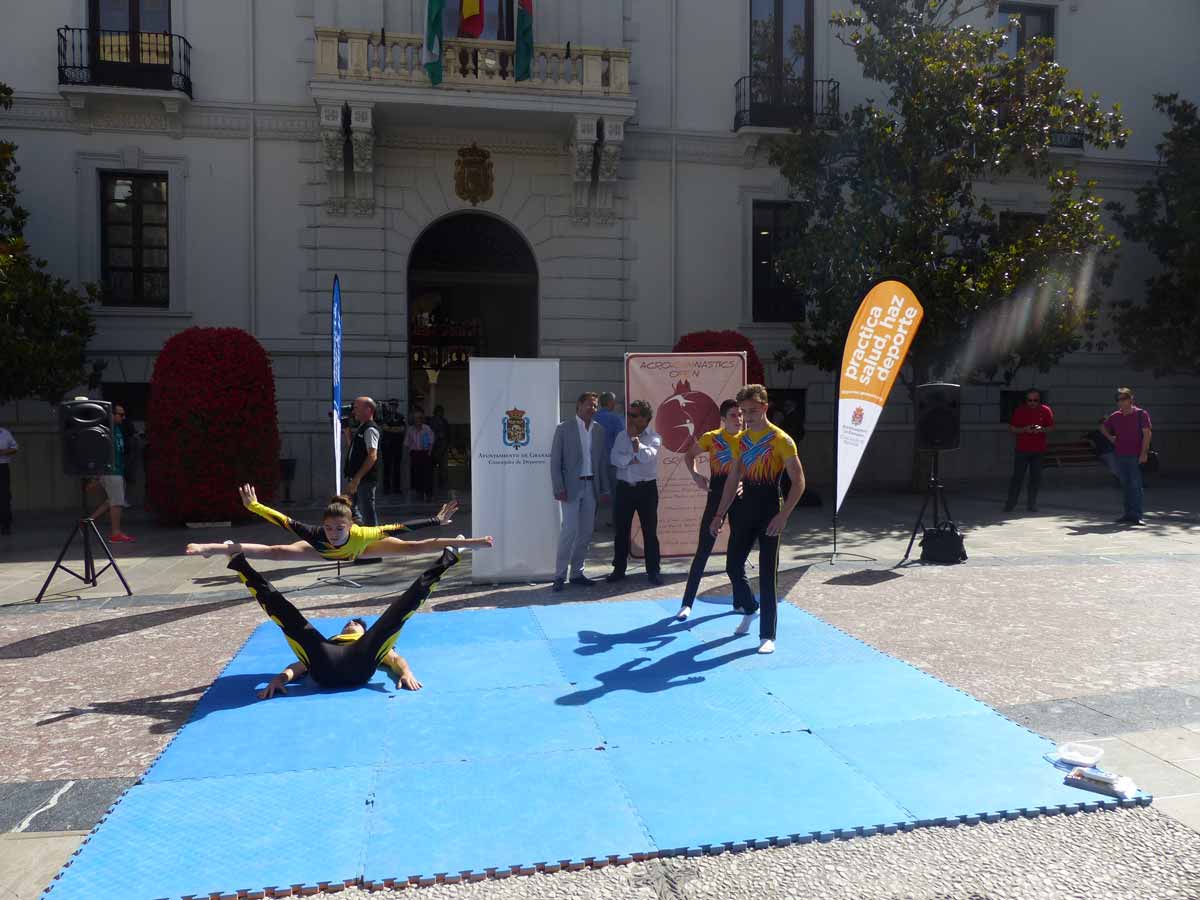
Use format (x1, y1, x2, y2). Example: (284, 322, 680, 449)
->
(556, 633, 759, 706)
(574, 612, 730, 656)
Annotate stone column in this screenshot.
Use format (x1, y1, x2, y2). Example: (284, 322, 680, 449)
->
(594, 117, 625, 224)
(319, 102, 346, 214)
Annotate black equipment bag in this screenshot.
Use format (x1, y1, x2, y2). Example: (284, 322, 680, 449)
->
(919, 521, 968, 564)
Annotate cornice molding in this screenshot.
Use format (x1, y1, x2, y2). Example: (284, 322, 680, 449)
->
(376, 127, 564, 157)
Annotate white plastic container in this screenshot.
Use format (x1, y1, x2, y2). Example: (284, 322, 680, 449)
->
(1056, 742, 1104, 767)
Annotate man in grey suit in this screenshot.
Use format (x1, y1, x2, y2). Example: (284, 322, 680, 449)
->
(550, 391, 610, 591)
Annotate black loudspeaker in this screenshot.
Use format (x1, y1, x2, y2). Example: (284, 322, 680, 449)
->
(915, 383, 961, 451)
(60, 399, 115, 476)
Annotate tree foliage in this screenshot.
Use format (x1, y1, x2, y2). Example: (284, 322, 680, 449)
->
(1109, 93, 1200, 376)
(0, 81, 96, 406)
(766, 0, 1127, 388)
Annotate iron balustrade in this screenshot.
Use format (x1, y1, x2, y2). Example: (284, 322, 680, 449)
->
(57, 27, 192, 97)
(735, 76, 840, 131)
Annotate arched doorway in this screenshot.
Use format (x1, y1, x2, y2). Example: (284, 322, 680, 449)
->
(406, 212, 538, 490)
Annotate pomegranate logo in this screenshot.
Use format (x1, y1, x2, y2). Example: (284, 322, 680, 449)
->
(851, 406, 865, 426)
(656, 380, 720, 453)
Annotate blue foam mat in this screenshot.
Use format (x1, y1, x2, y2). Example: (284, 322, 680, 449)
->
(46, 598, 1143, 900)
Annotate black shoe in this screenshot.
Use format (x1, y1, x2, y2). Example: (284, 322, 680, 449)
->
(1115, 516, 1133, 524)
(438, 547, 460, 568)
(569, 574, 598, 586)
(1127, 518, 1147, 526)
(552, 578, 565, 592)
(647, 572, 663, 586)
(605, 571, 626, 584)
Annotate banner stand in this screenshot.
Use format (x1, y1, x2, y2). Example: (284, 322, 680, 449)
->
(303, 273, 368, 591)
(827, 278, 925, 565)
(829, 361, 877, 565)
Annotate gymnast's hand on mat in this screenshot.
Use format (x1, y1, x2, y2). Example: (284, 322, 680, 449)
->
(397, 672, 423, 691)
(257, 675, 289, 700)
(435, 499, 459, 524)
(239, 483, 259, 508)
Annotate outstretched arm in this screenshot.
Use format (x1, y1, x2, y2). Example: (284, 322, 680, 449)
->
(382, 499, 459, 534)
(185, 539, 319, 560)
(364, 535, 495, 556)
(258, 660, 308, 699)
(382, 652, 421, 691)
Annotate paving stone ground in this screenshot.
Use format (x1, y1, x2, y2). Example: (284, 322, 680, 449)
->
(2, 474, 1199, 899)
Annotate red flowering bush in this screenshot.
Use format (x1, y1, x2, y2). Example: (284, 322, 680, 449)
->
(673, 330, 766, 386)
(148, 327, 280, 523)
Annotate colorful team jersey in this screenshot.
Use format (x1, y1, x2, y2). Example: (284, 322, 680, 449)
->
(696, 428, 740, 478)
(732, 423, 797, 489)
(247, 501, 436, 561)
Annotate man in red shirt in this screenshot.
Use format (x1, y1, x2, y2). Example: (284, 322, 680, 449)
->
(1005, 389, 1054, 513)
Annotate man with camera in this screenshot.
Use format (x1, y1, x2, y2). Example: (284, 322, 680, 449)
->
(1004, 389, 1054, 514)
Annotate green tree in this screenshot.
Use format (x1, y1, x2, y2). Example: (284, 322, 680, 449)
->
(0, 81, 96, 406)
(766, 0, 1127, 391)
(1109, 93, 1200, 376)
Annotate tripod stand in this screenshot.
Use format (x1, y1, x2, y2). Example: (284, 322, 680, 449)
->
(900, 451, 952, 564)
(35, 517, 132, 602)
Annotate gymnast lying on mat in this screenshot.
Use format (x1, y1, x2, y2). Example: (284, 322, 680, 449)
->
(185, 485, 478, 562)
(229, 548, 477, 698)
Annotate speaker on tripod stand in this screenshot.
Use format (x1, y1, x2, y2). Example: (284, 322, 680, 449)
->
(902, 383, 967, 564)
(34, 399, 131, 602)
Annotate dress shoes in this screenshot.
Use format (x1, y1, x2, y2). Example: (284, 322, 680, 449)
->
(647, 572, 663, 586)
(552, 578, 565, 592)
(605, 571, 626, 584)
(569, 574, 598, 586)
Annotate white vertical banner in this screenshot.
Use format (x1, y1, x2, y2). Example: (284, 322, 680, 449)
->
(469, 358, 561, 582)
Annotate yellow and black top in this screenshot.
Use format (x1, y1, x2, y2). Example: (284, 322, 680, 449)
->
(696, 428, 741, 479)
(732, 423, 797, 493)
(246, 500, 440, 561)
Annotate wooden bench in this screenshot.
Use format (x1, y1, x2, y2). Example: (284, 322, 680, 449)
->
(1043, 438, 1101, 468)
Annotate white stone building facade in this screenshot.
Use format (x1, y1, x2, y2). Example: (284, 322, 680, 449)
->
(1, 0, 1198, 511)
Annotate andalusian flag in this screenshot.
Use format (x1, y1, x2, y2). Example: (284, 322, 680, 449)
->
(423, 0, 444, 85)
(458, 0, 483, 38)
(514, 0, 534, 82)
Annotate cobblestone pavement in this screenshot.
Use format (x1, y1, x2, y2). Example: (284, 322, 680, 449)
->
(2, 476, 1199, 899)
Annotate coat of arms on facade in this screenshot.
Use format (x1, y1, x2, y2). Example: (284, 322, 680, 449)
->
(455, 144, 494, 206)
(503, 407, 530, 448)
(851, 406, 865, 426)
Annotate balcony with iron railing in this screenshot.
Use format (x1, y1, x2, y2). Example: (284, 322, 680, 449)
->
(734, 75, 840, 132)
(57, 26, 192, 97)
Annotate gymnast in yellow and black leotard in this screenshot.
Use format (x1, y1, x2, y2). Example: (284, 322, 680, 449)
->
(185, 484, 491, 562)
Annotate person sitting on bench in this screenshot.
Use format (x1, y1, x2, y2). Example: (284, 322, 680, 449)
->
(229, 548, 465, 697)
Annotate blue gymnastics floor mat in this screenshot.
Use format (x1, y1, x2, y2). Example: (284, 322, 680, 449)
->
(45, 597, 1149, 899)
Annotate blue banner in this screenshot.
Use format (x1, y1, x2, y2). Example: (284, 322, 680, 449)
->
(332, 275, 343, 491)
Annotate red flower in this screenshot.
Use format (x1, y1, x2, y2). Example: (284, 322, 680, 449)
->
(672, 330, 766, 386)
(147, 327, 281, 524)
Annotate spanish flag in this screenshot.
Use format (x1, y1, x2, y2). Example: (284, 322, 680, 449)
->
(458, 0, 484, 38)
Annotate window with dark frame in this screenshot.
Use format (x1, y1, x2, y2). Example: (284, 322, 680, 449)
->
(752, 201, 805, 324)
(998, 3, 1055, 58)
(750, 0, 813, 84)
(100, 172, 169, 308)
(89, 0, 172, 66)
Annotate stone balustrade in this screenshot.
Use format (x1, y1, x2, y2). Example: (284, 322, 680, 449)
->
(314, 28, 630, 96)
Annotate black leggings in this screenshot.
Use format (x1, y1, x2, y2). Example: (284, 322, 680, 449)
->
(228, 551, 456, 687)
(726, 487, 782, 641)
(680, 476, 737, 609)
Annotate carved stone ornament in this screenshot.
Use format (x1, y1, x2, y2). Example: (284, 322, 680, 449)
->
(454, 144, 494, 206)
(351, 130, 375, 173)
(598, 143, 621, 182)
(321, 128, 343, 170)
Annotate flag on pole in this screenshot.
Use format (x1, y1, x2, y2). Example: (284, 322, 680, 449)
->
(423, 0, 445, 85)
(331, 275, 344, 493)
(834, 280, 924, 514)
(514, 0, 534, 81)
(458, 0, 484, 37)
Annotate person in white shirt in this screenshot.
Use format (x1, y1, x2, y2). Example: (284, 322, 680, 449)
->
(0, 424, 18, 535)
(607, 399, 663, 585)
